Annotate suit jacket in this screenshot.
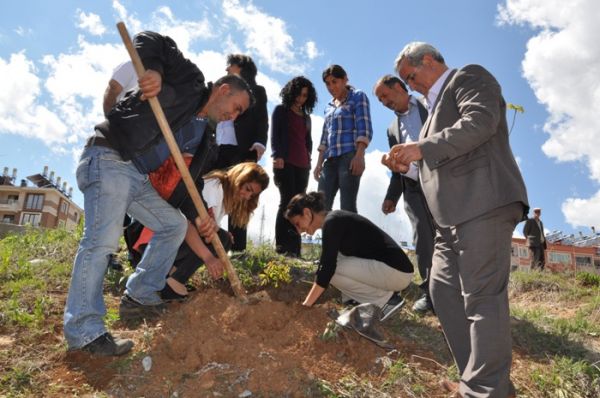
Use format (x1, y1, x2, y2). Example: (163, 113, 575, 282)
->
(385, 100, 428, 202)
(523, 218, 546, 248)
(417, 65, 529, 227)
(232, 84, 268, 161)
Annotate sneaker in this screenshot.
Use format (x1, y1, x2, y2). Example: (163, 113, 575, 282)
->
(80, 332, 133, 356)
(412, 294, 434, 314)
(119, 294, 166, 320)
(380, 292, 405, 321)
(342, 298, 360, 308)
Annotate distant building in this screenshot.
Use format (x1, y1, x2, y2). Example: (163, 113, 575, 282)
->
(512, 230, 600, 275)
(0, 166, 82, 232)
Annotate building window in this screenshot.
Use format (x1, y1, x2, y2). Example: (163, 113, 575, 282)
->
(25, 194, 44, 210)
(61, 201, 69, 213)
(2, 215, 15, 224)
(548, 251, 572, 265)
(8, 194, 18, 204)
(519, 247, 529, 258)
(575, 255, 592, 267)
(58, 220, 66, 229)
(21, 213, 41, 227)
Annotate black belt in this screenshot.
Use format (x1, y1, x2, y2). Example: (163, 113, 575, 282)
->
(85, 136, 112, 149)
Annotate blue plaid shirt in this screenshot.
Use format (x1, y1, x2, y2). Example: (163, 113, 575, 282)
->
(319, 88, 373, 159)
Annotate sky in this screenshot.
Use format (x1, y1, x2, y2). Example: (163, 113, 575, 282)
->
(1, 0, 599, 245)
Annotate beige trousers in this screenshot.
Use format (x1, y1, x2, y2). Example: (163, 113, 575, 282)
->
(330, 254, 413, 307)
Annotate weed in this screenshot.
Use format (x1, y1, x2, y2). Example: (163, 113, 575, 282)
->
(259, 261, 292, 288)
(577, 271, 600, 287)
(530, 357, 600, 397)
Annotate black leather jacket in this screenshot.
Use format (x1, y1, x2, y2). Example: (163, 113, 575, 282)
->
(97, 31, 210, 161)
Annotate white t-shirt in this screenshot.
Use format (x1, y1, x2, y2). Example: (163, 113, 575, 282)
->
(203, 178, 226, 225)
(112, 61, 138, 102)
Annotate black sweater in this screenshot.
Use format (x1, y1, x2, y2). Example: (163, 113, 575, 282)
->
(316, 210, 414, 288)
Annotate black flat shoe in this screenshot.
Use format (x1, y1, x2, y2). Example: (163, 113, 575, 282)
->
(160, 284, 189, 302)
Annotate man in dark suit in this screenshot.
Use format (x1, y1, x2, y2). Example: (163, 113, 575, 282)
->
(523, 207, 546, 270)
(374, 75, 435, 314)
(215, 54, 269, 251)
(386, 42, 528, 397)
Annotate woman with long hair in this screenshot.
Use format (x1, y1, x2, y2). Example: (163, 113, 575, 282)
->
(271, 76, 317, 256)
(130, 161, 269, 300)
(285, 191, 413, 321)
(314, 65, 373, 213)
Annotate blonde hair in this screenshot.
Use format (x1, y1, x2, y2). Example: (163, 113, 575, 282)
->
(204, 162, 269, 227)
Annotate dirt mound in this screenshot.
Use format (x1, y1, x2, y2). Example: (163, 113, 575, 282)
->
(109, 288, 407, 397)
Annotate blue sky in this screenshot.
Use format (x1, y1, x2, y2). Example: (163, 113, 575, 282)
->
(1, 0, 599, 243)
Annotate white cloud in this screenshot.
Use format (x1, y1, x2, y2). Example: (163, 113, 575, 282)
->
(42, 35, 129, 143)
(150, 6, 215, 54)
(14, 26, 33, 37)
(304, 41, 321, 60)
(0, 52, 67, 144)
(222, 0, 305, 74)
(112, 0, 143, 35)
(498, 0, 600, 228)
(77, 10, 106, 36)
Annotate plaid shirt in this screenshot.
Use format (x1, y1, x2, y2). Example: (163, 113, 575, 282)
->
(319, 88, 373, 159)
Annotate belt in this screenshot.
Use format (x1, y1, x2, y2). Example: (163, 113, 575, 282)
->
(85, 136, 112, 149)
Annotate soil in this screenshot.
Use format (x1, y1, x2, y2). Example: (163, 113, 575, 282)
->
(50, 283, 446, 397)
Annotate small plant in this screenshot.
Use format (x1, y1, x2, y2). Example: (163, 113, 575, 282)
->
(577, 271, 600, 287)
(320, 320, 341, 341)
(259, 261, 291, 288)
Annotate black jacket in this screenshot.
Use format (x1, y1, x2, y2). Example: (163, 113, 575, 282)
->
(385, 100, 428, 203)
(232, 84, 268, 158)
(97, 31, 210, 161)
(270, 104, 312, 163)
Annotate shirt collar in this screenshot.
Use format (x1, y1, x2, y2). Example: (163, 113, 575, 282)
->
(426, 68, 452, 111)
(395, 95, 418, 117)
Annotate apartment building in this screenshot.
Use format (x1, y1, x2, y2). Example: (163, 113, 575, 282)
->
(0, 166, 82, 231)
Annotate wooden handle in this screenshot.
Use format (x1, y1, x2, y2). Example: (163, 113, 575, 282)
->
(116, 22, 247, 300)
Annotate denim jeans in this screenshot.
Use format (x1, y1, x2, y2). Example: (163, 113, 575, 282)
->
(63, 145, 187, 349)
(318, 151, 361, 213)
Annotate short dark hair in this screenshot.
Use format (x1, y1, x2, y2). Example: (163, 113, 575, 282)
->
(285, 191, 326, 219)
(374, 74, 407, 94)
(214, 74, 256, 107)
(227, 54, 258, 85)
(280, 76, 318, 114)
(322, 64, 347, 82)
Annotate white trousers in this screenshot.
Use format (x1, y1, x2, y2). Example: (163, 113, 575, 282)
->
(330, 254, 413, 307)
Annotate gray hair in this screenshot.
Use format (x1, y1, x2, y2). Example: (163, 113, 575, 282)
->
(394, 42, 445, 72)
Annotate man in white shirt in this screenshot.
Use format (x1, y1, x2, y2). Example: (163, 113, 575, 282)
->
(103, 61, 138, 116)
(374, 75, 435, 314)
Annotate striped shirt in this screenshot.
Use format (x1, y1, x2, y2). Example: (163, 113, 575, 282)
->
(319, 87, 373, 159)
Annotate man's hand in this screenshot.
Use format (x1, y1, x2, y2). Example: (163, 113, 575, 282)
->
(204, 254, 224, 280)
(381, 199, 397, 214)
(194, 216, 218, 242)
(250, 143, 266, 161)
(273, 157, 284, 169)
(138, 69, 162, 100)
(349, 152, 365, 176)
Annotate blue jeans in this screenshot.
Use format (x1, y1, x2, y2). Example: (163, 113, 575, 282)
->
(318, 151, 361, 213)
(63, 146, 187, 349)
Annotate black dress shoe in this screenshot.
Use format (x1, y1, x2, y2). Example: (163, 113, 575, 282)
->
(80, 332, 133, 356)
(119, 294, 166, 320)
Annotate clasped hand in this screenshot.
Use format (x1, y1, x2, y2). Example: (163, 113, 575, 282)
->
(381, 142, 422, 173)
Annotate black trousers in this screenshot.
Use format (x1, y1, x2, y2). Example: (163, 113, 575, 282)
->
(215, 144, 258, 251)
(274, 163, 310, 256)
(529, 245, 546, 270)
(170, 228, 231, 284)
